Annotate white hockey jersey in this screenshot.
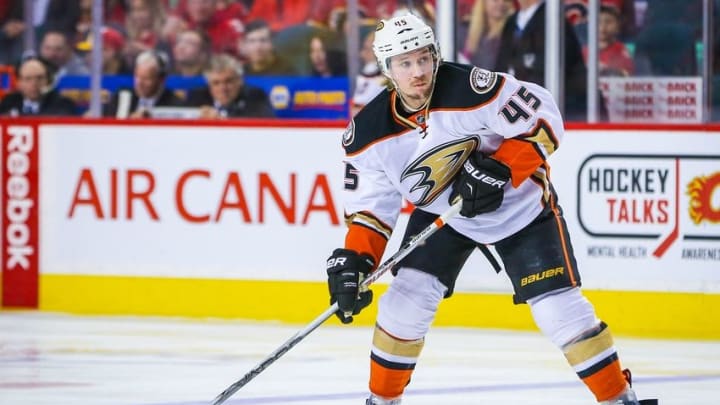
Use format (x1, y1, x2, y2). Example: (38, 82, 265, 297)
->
(341, 62, 564, 261)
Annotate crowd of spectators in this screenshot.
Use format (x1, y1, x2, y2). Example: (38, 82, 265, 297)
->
(0, 0, 715, 120)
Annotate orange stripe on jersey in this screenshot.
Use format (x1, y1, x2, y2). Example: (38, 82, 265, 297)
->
(369, 358, 413, 399)
(580, 358, 628, 401)
(345, 223, 389, 267)
(492, 139, 544, 188)
(492, 119, 558, 188)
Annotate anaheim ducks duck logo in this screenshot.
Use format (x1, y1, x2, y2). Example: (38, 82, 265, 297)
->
(401, 138, 478, 206)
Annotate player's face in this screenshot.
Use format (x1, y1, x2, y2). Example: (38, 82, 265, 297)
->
(388, 47, 434, 109)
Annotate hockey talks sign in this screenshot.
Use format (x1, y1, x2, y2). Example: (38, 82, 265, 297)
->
(577, 154, 720, 260)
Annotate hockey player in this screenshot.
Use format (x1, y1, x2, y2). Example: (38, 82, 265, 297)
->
(325, 13, 657, 405)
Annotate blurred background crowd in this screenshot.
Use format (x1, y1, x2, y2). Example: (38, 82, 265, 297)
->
(0, 0, 717, 122)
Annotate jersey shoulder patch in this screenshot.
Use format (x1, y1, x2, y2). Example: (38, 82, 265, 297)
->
(341, 120, 355, 147)
(469, 67, 498, 94)
(431, 62, 505, 109)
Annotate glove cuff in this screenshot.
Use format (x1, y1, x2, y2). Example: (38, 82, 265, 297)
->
(470, 153, 510, 178)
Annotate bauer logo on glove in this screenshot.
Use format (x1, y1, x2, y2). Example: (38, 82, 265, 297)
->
(326, 248, 375, 324)
(462, 160, 508, 188)
(450, 153, 511, 218)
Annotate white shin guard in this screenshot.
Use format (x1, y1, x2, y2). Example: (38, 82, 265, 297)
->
(527, 287, 601, 348)
(376, 268, 447, 340)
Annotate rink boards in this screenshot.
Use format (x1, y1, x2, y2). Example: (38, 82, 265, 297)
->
(1, 119, 719, 339)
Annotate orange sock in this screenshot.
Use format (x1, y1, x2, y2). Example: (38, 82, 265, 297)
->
(578, 355, 628, 401)
(369, 354, 414, 398)
(368, 326, 424, 398)
(564, 322, 628, 401)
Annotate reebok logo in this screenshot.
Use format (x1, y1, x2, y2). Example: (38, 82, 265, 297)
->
(5, 126, 35, 270)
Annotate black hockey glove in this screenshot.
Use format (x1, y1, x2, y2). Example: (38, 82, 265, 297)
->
(450, 153, 511, 218)
(326, 248, 375, 324)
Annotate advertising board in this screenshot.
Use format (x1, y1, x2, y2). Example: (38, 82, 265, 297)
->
(2, 120, 718, 338)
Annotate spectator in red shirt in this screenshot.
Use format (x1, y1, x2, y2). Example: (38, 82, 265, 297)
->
(583, 5, 635, 76)
(246, 0, 320, 32)
(244, 0, 391, 33)
(171, 29, 210, 76)
(105, 0, 129, 28)
(0, 2, 12, 20)
(169, 0, 249, 22)
(162, 0, 243, 57)
(358, 0, 436, 21)
(124, 0, 168, 70)
(76, 26, 132, 75)
(565, 0, 636, 44)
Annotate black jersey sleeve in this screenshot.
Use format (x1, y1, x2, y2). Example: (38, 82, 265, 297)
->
(343, 91, 403, 155)
(430, 62, 506, 110)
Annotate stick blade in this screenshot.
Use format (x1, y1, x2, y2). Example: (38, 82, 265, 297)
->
(211, 382, 241, 405)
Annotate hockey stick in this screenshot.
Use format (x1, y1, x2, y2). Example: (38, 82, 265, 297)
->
(210, 200, 463, 405)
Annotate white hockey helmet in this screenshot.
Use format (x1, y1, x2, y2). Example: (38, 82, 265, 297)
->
(372, 14, 440, 76)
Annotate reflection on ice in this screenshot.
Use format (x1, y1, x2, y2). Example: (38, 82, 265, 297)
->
(1, 312, 718, 405)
